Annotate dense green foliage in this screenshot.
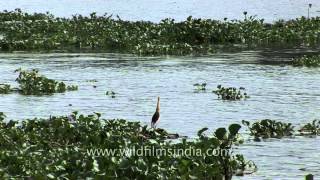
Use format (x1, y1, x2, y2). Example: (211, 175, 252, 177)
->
(299, 119, 320, 135)
(292, 55, 320, 67)
(0, 112, 255, 179)
(242, 119, 294, 140)
(14, 68, 78, 95)
(0, 84, 10, 94)
(1, 9, 320, 55)
(213, 85, 249, 100)
(0, 112, 5, 121)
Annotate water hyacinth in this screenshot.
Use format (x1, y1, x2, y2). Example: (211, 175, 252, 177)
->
(193, 82, 207, 91)
(67, 85, 79, 91)
(0, 84, 11, 94)
(106, 91, 116, 98)
(14, 68, 78, 95)
(0, 112, 5, 121)
(242, 119, 295, 140)
(1, 9, 320, 55)
(299, 119, 320, 135)
(0, 112, 255, 179)
(213, 85, 249, 100)
(291, 55, 320, 67)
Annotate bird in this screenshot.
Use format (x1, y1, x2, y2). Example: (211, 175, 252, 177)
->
(151, 97, 160, 128)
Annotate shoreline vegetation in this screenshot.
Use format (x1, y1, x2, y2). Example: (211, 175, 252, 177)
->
(0, 9, 320, 55)
(292, 55, 320, 67)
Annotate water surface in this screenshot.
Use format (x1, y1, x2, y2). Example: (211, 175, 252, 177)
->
(0, 50, 319, 179)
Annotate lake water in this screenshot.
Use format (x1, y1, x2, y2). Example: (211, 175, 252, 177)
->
(0, 0, 320, 22)
(0, 49, 319, 179)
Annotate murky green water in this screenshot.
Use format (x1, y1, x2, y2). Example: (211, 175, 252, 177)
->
(0, 49, 319, 179)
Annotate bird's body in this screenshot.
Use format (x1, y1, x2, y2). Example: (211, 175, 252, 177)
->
(151, 111, 160, 127)
(151, 97, 160, 128)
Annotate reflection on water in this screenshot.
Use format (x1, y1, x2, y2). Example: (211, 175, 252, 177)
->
(0, 50, 319, 179)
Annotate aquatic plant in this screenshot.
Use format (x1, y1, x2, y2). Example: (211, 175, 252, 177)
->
(0, 112, 5, 121)
(1, 9, 320, 55)
(213, 85, 249, 100)
(0, 84, 11, 94)
(15, 68, 78, 95)
(242, 119, 294, 140)
(0, 112, 253, 179)
(306, 174, 314, 180)
(66, 85, 78, 91)
(193, 82, 207, 91)
(86, 79, 98, 82)
(106, 91, 116, 98)
(299, 119, 320, 136)
(291, 55, 320, 67)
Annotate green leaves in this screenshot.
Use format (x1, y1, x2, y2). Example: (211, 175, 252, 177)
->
(292, 55, 320, 67)
(215, 128, 227, 140)
(1, 10, 320, 55)
(197, 127, 208, 137)
(299, 119, 320, 135)
(242, 119, 294, 140)
(0, 113, 252, 179)
(106, 91, 116, 98)
(229, 124, 241, 136)
(214, 124, 241, 141)
(0, 112, 5, 121)
(1, 69, 78, 95)
(92, 159, 100, 173)
(193, 82, 207, 91)
(0, 84, 11, 94)
(241, 120, 250, 127)
(213, 85, 249, 100)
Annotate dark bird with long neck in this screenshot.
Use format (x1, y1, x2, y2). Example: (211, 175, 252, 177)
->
(151, 97, 160, 128)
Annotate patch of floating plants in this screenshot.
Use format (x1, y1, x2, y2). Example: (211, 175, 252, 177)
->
(298, 119, 320, 136)
(242, 119, 320, 141)
(106, 91, 116, 98)
(291, 55, 320, 67)
(1, 9, 320, 55)
(193, 82, 207, 91)
(86, 79, 98, 82)
(0, 112, 256, 179)
(0, 84, 10, 94)
(242, 119, 294, 141)
(213, 85, 249, 100)
(0, 69, 78, 95)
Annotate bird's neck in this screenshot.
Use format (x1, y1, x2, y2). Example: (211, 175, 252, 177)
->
(156, 99, 160, 112)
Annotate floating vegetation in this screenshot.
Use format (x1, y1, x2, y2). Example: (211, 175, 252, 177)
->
(0, 84, 11, 94)
(0, 112, 5, 121)
(1, 9, 320, 55)
(106, 90, 116, 98)
(242, 119, 294, 140)
(86, 79, 98, 82)
(291, 55, 320, 67)
(14, 68, 78, 95)
(66, 85, 78, 91)
(213, 85, 249, 100)
(299, 119, 320, 136)
(0, 112, 254, 179)
(193, 82, 207, 91)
